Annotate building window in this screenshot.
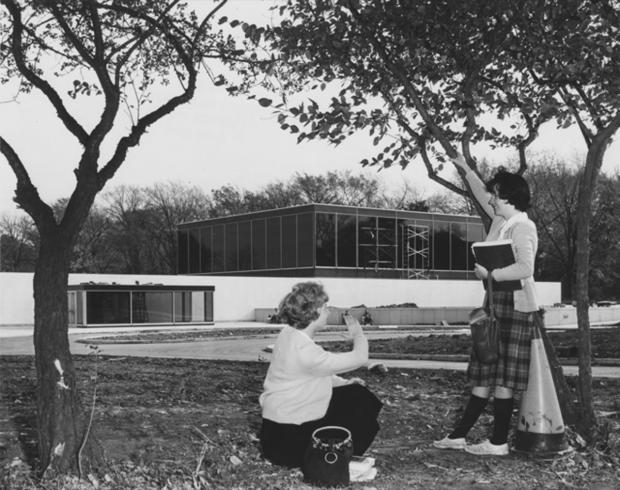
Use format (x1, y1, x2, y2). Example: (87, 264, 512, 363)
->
(337, 214, 357, 267)
(225, 223, 238, 271)
(238, 221, 252, 270)
(132, 291, 173, 323)
(212, 224, 225, 272)
(433, 221, 451, 270)
(177, 230, 188, 274)
(377, 217, 396, 269)
(282, 215, 297, 268)
(189, 229, 200, 273)
(297, 213, 314, 267)
(200, 227, 212, 273)
(252, 219, 266, 269)
(358, 216, 376, 269)
(86, 291, 131, 324)
(266, 217, 281, 269)
(451, 222, 468, 270)
(316, 213, 336, 266)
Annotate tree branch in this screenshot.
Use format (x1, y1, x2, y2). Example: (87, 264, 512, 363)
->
(2, 0, 89, 145)
(0, 136, 56, 230)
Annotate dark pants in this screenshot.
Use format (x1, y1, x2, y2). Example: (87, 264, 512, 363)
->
(260, 384, 383, 468)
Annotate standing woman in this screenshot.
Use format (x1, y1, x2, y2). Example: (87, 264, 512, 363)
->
(434, 153, 539, 456)
(259, 282, 382, 468)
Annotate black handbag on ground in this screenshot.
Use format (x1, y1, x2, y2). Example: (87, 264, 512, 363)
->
(469, 274, 500, 364)
(302, 426, 353, 487)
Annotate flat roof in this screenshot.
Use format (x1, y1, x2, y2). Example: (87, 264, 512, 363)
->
(178, 203, 481, 229)
(69, 283, 215, 292)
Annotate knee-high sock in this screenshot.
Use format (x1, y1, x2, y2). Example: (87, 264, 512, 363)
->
(490, 397, 514, 445)
(449, 394, 488, 439)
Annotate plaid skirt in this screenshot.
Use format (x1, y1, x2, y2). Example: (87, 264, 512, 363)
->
(467, 291, 535, 392)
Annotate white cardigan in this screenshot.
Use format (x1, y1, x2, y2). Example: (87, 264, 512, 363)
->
(260, 326, 368, 424)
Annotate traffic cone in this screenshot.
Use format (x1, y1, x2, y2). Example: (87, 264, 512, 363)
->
(514, 335, 571, 457)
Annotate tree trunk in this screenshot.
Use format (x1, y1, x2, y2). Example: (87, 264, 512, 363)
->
(572, 142, 607, 441)
(33, 237, 102, 476)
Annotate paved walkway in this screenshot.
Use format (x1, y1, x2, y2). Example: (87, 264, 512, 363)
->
(1, 322, 619, 378)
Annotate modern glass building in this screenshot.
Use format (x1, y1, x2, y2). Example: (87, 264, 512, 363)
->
(68, 283, 214, 327)
(177, 204, 485, 280)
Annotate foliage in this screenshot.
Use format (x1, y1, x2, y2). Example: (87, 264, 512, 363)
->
(0, 214, 37, 271)
(0, 0, 253, 475)
(529, 157, 620, 301)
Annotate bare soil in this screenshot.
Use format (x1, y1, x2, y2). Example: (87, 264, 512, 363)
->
(1, 352, 619, 489)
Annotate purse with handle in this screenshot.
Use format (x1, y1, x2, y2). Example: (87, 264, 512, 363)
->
(302, 426, 353, 487)
(469, 274, 500, 364)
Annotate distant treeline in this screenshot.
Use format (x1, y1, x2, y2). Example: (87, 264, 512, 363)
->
(1, 165, 619, 302)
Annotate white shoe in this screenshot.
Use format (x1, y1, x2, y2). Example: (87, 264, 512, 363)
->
(433, 436, 466, 450)
(464, 439, 509, 456)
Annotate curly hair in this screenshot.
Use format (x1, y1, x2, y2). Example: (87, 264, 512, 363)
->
(278, 282, 329, 329)
(485, 169, 531, 211)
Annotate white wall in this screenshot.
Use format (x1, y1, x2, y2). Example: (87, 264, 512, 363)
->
(0, 272, 562, 325)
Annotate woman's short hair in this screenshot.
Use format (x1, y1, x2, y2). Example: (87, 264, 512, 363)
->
(485, 169, 531, 211)
(278, 282, 329, 329)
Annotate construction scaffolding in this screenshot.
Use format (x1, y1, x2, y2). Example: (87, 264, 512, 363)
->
(403, 224, 430, 279)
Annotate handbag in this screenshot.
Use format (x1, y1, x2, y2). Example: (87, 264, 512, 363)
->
(302, 426, 353, 487)
(469, 274, 500, 364)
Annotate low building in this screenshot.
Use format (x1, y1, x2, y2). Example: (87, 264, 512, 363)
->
(177, 203, 485, 280)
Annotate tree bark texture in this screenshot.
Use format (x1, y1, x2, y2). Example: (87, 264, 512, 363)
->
(573, 141, 607, 440)
(33, 238, 102, 475)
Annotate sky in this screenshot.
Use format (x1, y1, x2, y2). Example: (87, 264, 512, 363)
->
(1, 0, 619, 218)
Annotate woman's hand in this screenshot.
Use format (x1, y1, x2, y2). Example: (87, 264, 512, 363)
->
(347, 377, 366, 387)
(474, 263, 489, 280)
(343, 314, 364, 339)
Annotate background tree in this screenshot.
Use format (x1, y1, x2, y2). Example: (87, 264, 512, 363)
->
(232, 0, 618, 439)
(0, 0, 243, 476)
(511, 0, 620, 437)
(0, 214, 37, 271)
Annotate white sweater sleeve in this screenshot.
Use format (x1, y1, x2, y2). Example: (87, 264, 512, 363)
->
(463, 167, 494, 218)
(297, 335, 369, 377)
(493, 222, 537, 281)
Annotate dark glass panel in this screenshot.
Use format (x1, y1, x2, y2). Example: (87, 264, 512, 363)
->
(199, 227, 212, 273)
(358, 216, 376, 269)
(174, 291, 191, 322)
(337, 214, 357, 267)
(433, 221, 451, 270)
(297, 213, 314, 267)
(238, 221, 252, 270)
(252, 219, 266, 269)
(316, 213, 336, 266)
(212, 224, 225, 272)
(177, 230, 188, 274)
(205, 290, 214, 322)
(86, 291, 130, 324)
(189, 228, 200, 273)
(377, 217, 396, 268)
(282, 215, 297, 268)
(451, 222, 468, 271)
(132, 291, 173, 323)
(467, 222, 485, 270)
(225, 223, 238, 271)
(266, 217, 281, 269)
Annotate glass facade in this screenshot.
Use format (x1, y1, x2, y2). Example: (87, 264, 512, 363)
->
(177, 204, 485, 279)
(68, 285, 214, 327)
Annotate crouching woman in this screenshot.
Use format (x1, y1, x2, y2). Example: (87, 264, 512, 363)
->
(259, 282, 383, 468)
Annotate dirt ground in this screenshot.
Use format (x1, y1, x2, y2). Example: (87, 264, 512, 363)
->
(2, 326, 619, 488)
(1, 350, 619, 489)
